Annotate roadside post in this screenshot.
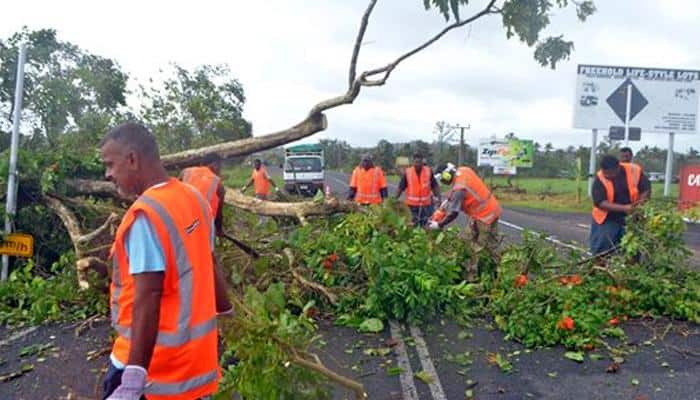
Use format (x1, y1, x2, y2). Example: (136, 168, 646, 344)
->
(2, 43, 28, 281)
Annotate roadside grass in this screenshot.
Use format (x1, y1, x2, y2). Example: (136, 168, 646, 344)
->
(487, 177, 679, 214)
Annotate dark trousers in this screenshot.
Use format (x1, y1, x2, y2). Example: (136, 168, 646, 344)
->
(409, 205, 434, 227)
(590, 218, 625, 255)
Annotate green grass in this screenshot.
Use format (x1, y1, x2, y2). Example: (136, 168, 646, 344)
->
(486, 177, 680, 214)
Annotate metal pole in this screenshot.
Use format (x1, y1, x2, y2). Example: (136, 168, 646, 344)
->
(588, 128, 598, 197)
(624, 83, 632, 147)
(2, 43, 28, 281)
(458, 127, 465, 166)
(664, 132, 674, 197)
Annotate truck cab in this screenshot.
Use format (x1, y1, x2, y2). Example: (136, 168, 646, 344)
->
(283, 144, 325, 197)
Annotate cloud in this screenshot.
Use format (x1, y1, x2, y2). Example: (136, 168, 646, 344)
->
(1, 0, 698, 153)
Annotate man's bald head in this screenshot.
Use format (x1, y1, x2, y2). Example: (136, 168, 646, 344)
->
(100, 122, 160, 161)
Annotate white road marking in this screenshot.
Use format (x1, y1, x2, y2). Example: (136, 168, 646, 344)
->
(389, 321, 420, 400)
(498, 219, 590, 255)
(409, 325, 447, 400)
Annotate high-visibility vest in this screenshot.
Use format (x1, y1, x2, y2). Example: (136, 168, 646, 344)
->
(405, 166, 433, 206)
(592, 163, 641, 224)
(350, 166, 386, 205)
(252, 167, 270, 195)
(450, 166, 501, 224)
(181, 166, 221, 217)
(110, 178, 219, 400)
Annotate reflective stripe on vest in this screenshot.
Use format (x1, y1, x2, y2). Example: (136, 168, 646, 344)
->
(110, 194, 216, 347)
(147, 370, 219, 396)
(355, 167, 381, 203)
(405, 167, 432, 206)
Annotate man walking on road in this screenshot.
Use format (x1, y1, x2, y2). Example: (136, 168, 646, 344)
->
(395, 152, 441, 226)
(428, 163, 501, 245)
(242, 158, 278, 199)
(590, 155, 651, 255)
(100, 122, 231, 400)
(180, 153, 225, 237)
(348, 154, 388, 205)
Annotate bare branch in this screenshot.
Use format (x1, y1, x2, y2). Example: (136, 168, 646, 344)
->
(291, 352, 367, 399)
(348, 0, 379, 88)
(161, 113, 327, 169)
(361, 0, 498, 86)
(224, 188, 358, 221)
(77, 213, 119, 244)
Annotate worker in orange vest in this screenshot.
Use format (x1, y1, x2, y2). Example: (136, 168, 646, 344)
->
(99, 122, 231, 400)
(180, 153, 225, 237)
(241, 159, 278, 199)
(590, 155, 650, 255)
(348, 154, 388, 205)
(395, 152, 441, 226)
(428, 163, 501, 244)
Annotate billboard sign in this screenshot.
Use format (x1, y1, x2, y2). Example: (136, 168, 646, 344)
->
(478, 139, 534, 168)
(574, 64, 700, 133)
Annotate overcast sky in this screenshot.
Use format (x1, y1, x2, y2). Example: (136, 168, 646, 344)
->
(1, 0, 699, 152)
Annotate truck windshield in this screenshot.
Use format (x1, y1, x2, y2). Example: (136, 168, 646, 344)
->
(285, 157, 322, 172)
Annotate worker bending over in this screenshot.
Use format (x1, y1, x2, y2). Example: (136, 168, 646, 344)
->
(590, 155, 650, 255)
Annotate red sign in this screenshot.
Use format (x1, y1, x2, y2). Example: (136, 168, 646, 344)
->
(679, 164, 700, 210)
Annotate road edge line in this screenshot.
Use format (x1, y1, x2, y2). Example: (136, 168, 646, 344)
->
(409, 325, 447, 400)
(389, 320, 420, 400)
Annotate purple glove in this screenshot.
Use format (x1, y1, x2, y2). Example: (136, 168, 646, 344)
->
(107, 365, 148, 400)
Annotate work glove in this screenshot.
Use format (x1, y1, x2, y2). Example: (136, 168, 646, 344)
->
(274, 187, 280, 192)
(107, 365, 148, 400)
(427, 220, 440, 230)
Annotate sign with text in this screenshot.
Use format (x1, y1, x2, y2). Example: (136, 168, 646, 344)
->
(478, 139, 533, 168)
(574, 64, 700, 134)
(0, 233, 34, 258)
(679, 164, 700, 211)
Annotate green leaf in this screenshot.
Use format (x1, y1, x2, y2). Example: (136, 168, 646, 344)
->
(415, 370, 434, 384)
(358, 318, 384, 333)
(564, 352, 584, 363)
(547, 372, 558, 378)
(386, 367, 404, 376)
(631, 378, 640, 386)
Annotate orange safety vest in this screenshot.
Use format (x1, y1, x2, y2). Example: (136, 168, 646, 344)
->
(405, 166, 433, 206)
(450, 166, 501, 225)
(181, 166, 221, 217)
(252, 167, 270, 196)
(350, 166, 386, 205)
(592, 163, 641, 224)
(110, 179, 219, 400)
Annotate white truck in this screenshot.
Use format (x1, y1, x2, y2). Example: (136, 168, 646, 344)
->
(283, 144, 325, 197)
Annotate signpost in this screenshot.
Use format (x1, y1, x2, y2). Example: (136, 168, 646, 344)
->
(574, 64, 700, 197)
(2, 44, 27, 281)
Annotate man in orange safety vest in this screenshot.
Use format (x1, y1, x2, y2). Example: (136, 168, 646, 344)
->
(99, 122, 231, 400)
(395, 152, 441, 226)
(348, 154, 388, 205)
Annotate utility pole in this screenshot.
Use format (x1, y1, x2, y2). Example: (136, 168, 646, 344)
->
(447, 123, 470, 166)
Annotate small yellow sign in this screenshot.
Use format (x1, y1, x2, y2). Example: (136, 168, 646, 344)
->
(0, 233, 34, 258)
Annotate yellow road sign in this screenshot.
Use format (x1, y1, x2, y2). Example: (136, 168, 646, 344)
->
(0, 233, 34, 258)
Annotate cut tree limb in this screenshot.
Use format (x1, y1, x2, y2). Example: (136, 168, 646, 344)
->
(224, 188, 357, 220)
(43, 194, 117, 289)
(161, 113, 327, 169)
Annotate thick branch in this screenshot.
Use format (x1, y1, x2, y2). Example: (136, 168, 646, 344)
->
(348, 0, 379, 88)
(78, 213, 119, 244)
(161, 113, 327, 169)
(362, 0, 498, 86)
(66, 179, 127, 200)
(224, 188, 357, 220)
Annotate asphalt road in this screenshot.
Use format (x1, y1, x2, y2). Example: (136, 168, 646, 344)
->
(1, 170, 698, 400)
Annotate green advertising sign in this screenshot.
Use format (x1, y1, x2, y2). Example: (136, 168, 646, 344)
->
(507, 139, 534, 168)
